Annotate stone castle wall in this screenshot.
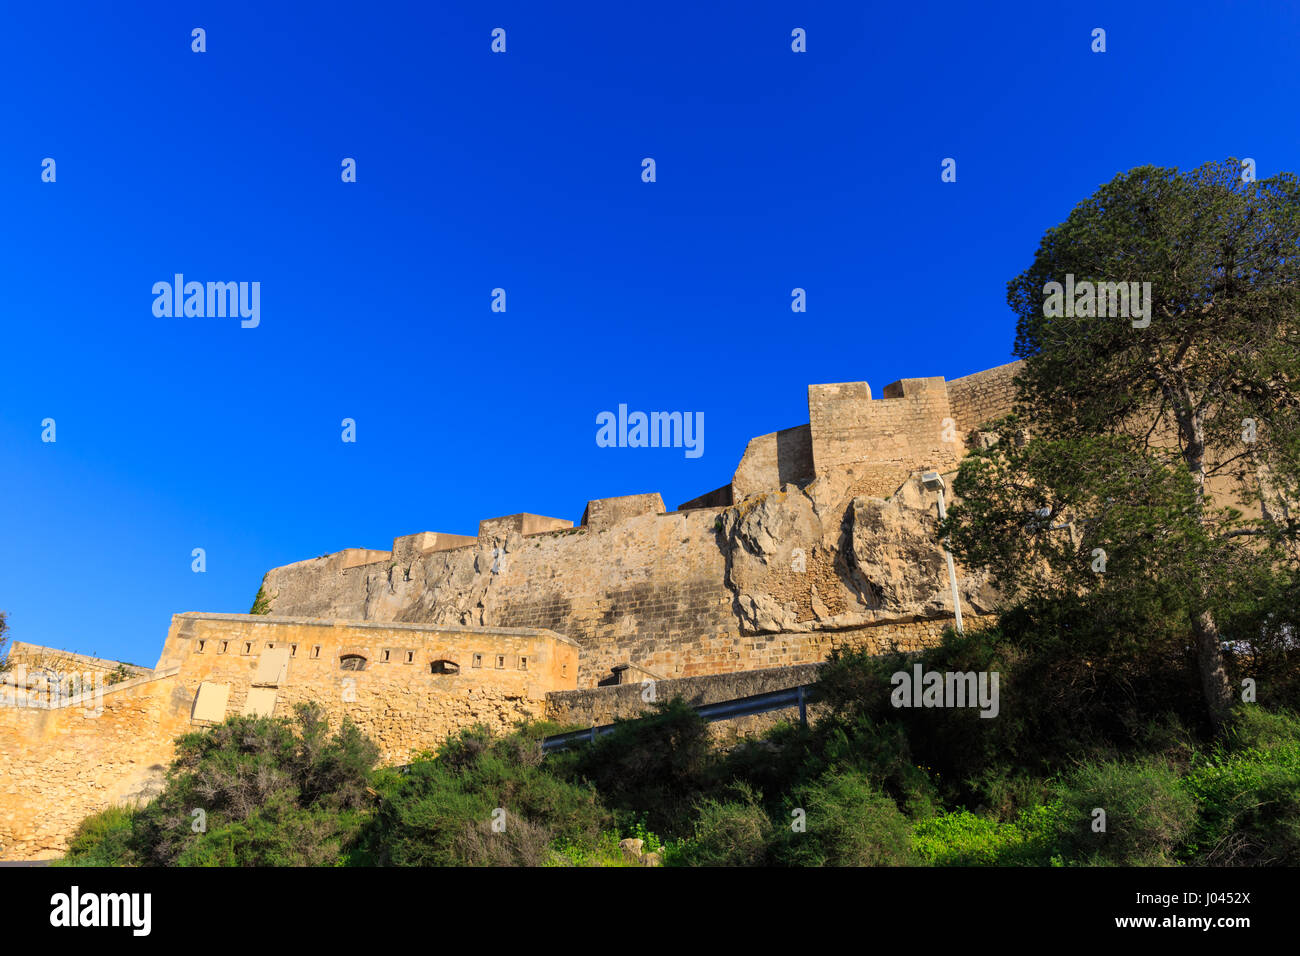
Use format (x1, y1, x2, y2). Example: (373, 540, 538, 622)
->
(257, 365, 1022, 688)
(947, 361, 1023, 436)
(0, 669, 183, 860)
(545, 663, 827, 744)
(155, 614, 578, 763)
(0, 616, 579, 860)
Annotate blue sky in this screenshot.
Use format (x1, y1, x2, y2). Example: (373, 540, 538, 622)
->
(2, 1, 1297, 666)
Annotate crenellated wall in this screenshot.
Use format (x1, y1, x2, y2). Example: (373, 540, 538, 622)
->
(257, 364, 1025, 687)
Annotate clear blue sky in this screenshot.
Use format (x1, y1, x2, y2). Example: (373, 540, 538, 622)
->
(2, 1, 1296, 666)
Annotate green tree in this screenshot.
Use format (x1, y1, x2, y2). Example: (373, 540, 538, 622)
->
(989, 160, 1300, 725)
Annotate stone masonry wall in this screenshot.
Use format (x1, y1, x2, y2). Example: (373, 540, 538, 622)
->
(947, 361, 1023, 434)
(808, 376, 960, 481)
(0, 615, 581, 860)
(0, 670, 183, 861)
(263, 508, 741, 687)
(545, 663, 826, 744)
(156, 615, 578, 764)
(731, 424, 815, 500)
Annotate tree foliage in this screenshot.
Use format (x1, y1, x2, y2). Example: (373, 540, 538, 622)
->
(954, 160, 1300, 724)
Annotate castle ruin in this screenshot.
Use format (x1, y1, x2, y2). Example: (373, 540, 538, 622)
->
(2, 361, 1023, 859)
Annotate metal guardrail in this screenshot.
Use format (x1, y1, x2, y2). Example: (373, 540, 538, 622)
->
(541, 684, 812, 753)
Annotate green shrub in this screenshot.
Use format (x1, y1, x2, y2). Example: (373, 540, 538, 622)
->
(672, 784, 772, 867)
(773, 770, 915, 866)
(366, 723, 610, 866)
(1052, 758, 1196, 865)
(175, 798, 364, 867)
(912, 803, 1063, 866)
(549, 830, 646, 867)
(555, 697, 715, 839)
(1182, 708, 1300, 865)
(249, 578, 274, 615)
(58, 804, 139, 867)
(126, 703, 378, 866)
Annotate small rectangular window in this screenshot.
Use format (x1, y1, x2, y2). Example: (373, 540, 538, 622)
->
(196, 640, 206, 653)
(243, 642, 253, 655)
(290, 643, 298, 657)
(495, 655, 505, 670)
(381, 649, 391, 663)
(311, 645, 322, 659)
(405, 650, 414, 664)
(220, 641, 229, 654)
(472, 654, 483, 669)
(518, 656, 527, 670)
(266, 643, 275, 649)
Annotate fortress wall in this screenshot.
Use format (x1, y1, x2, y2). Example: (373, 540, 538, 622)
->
(676, 484, 733, 511)
(262, 499, 988, 687)
(731, 424, 815, 500)
(260, 509, 740, 687)
(0, 615, 580, 859)
(474, 509, 737, 685)
(0, 671, 184, 861)
(4, 642, 151, 681)
(576, 615, 982, 690)
(581, 493, 665, 530)
(156, 615, 577, 764)
(808, 378, 959, 479)
(947, 360, 1023, 433)
(259, 554, 382, 619)
(479, 513, 573, 537)
(545, 616, 990, 733)
(392, 532, 478, 561)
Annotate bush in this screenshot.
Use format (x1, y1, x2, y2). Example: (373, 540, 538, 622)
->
(912, 804, 1062, 866)
(672, 784, 773, 867)
(1182, 708, 1300, 865)
(555, 697, 715, 839)
(365, 723, 610, 866)
(773, 770, 915, 866)
(96, 703, 378, 866)
(1051, 758, 1196, 865)
(58, 804, 139, 867)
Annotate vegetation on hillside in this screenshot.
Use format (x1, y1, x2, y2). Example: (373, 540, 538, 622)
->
(58, 675, 1300, 867)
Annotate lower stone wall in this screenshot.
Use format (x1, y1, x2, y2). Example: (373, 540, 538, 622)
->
(638, 615, 983, 684)
(546, 663, 826, 744)
(544, 616, 989, 744)
(0, 671, 182, 861)
(157, 615, 578, 765)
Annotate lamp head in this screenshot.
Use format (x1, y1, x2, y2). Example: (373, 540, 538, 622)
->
(921, 471, 945, 492)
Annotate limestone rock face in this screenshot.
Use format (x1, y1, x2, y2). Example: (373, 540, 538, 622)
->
(716, 476, 1000, 634)
(365, 535, 510, 626)
(848, 492, 949, 616)
(726, 490, 821, 570)
(848, 479, 1000, 618)
(721, 490, 825, 634)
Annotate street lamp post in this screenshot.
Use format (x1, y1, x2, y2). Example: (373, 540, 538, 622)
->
(922, 471, 963, 635)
